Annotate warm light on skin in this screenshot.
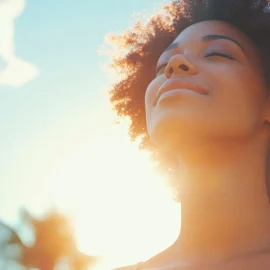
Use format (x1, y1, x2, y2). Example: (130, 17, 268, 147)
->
(45, 117, 180, 269)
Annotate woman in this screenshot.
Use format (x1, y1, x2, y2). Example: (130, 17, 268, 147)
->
(108, 0, 270, 269)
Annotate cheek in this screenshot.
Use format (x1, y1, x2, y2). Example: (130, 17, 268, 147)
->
(209, 65, 266, 133)
(207, 61, 264, 103)
(145, 77, 166, 143)
(145, 76, 164, 114)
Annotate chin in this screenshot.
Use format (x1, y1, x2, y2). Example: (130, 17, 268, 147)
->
(147, 116, 198, 151)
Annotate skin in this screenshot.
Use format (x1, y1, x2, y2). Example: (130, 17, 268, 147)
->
(142, 20, 270, 269)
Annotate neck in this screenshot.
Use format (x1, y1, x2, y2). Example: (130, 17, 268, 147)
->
(172, 138, 270, 265)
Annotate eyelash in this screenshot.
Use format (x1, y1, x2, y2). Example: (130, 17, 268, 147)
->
(205, 50, 235, 60)
(156, 50, 235, 75)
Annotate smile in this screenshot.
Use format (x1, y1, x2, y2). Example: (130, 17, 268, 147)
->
(154, 79, 208, 105)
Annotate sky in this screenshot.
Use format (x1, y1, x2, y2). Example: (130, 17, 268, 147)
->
(0, 0, 180, 269)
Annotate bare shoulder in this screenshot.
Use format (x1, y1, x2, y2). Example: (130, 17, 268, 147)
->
(240, 250, 270, 269)
(113, 262, 142, 270)
(215, 250, 270, 270)
(113, 266, 136, 270)
(113, 250, 270, 270)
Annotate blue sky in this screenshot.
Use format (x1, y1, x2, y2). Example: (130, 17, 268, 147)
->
(0, 0, 162, 218)
(0, 0, 179, 267)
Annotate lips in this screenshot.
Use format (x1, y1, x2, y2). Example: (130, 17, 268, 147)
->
(154, 79, 208, 104)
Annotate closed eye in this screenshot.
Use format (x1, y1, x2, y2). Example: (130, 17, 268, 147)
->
(205, 50, 235, 60)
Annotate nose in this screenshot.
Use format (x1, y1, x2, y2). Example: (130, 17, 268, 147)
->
(165, 54, 197, 78)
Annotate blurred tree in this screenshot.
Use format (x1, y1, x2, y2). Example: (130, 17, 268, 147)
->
(0, 210, 98, 270)
(0, 220, 25, 269)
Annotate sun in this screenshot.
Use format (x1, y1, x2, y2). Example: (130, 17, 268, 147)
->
(45, 119, 180, 269)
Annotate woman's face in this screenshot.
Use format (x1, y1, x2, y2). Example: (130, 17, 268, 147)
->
(145, 20, 268, 150)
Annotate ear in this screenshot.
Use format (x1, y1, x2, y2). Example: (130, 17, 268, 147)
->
(262, 91, 270, 125)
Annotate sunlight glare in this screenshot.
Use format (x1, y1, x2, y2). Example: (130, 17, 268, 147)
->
(45, 119, 180, 269)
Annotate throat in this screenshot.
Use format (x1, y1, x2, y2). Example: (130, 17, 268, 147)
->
(172, 168, 270, 266)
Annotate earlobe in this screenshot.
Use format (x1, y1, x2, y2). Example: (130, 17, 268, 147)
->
(262, 93, 270, 125)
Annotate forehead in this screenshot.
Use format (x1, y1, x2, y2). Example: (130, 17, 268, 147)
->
(174, 20, 252, 48)
(160, 20, 258, 59)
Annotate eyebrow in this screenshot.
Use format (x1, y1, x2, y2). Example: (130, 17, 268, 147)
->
(165, 34, 245, 52)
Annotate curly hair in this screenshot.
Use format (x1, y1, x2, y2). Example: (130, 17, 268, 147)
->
(107, 0, 270, 182)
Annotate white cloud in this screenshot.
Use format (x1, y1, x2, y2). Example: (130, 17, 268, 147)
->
(0, 0, 39, 87)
